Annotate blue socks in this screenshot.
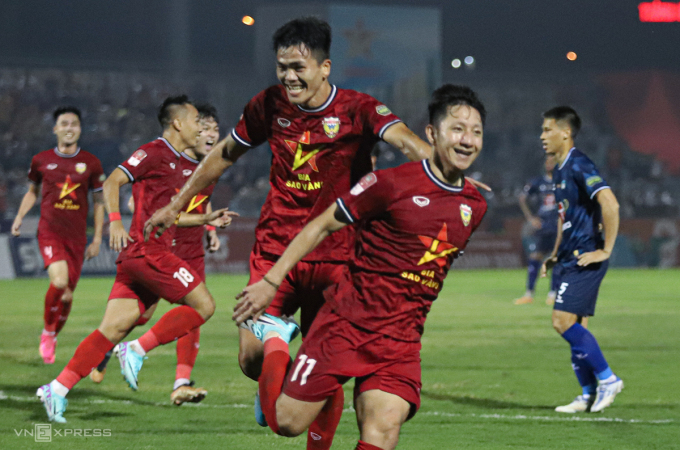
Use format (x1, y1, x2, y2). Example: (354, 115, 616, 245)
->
(527, 259, 541, 292)
(562, 323, 614, 389)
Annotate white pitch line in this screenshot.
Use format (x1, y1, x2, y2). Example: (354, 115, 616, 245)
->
(1, 391, 673, 424)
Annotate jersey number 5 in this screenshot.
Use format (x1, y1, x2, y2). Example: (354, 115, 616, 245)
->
(291, 354, 317, 386)
(173, 267, 194, 287)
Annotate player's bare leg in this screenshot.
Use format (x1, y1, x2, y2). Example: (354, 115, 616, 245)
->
(118, 283, 214, 390)
(273, 394, 326, 437)
(91, 302, 157, 383)
(239, 327, 264, 380)
(355, 390, 410, 450)
(40, 261, 69, 363)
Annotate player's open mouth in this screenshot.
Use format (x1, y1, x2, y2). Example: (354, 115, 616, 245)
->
(454, 148, 473, 158)
(285, 84, 305, 96)
(205, 140, 214, 150)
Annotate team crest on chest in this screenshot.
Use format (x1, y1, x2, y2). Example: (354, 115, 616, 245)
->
(322, 117, 340, 139)
(75, 162, 87, 174)
(460, 204, 472, 227)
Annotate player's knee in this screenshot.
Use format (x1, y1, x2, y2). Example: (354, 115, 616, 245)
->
(238, 349, 262, 381)
(361, 416, 402, 449)
(276, 412, 306, 437)
(51, 277, 69, 290)
(60, 291, 73, 303)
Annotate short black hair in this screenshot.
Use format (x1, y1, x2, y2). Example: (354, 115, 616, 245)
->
(272, 16, 331, 62)
(53, 106, 82, 123)
(158, 95, 193, 129)
(543, 106, 581, 137)
(195, 103, 219, 124)
(428, 84, 486, 127)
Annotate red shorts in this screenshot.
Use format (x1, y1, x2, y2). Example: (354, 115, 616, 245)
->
(37, 232, 86, 290)
(248, 243, 345, 336)
(283, 304, 422, 419)
(108, 252, 202, 314)
(180, 255, 206, 282)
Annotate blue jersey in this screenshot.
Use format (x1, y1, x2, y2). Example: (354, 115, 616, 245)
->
(523, 174, 557, 234)
(553, 148, 610, 264)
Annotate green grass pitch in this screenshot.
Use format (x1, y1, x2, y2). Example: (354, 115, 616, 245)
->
(1, 269, 678, 449)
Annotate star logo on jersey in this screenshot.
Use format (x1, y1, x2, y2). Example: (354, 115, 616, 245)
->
(176, 188, 209, 213)
(285, 131, 322, 172)
(460, 204, 472, 227)
(75, 162, 87, 174)
(57, 175, 81, 200)
(322, 117, 340, 139)
(417, 223, 458, 268)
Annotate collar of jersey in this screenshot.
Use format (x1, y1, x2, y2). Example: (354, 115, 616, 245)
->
(158, 137, 181, 157)
(181, 152, 199, 164)
(53, 147, 81, 158)
(558, 147, 576, 170)
(422, 160, 464, 193)
(296, 85, 337, 113)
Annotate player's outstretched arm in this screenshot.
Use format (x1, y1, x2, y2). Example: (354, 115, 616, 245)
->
(233, 203, 346, 325)
(85, 191, 105, 259)
(176, 208, 239, 228)
(143, 135, 248, 241)
(103, 168, 134, 252)
(11, 183, 39, 236)
(577, 188, 620, 267)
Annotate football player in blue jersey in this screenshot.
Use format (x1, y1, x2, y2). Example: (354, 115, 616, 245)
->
(514, 154, 559, 305)
(539, 106, 623, 414)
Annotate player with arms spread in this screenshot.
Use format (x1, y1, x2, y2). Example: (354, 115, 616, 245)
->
(539, 106, 623, 413)
(12, 106, 105, 364)
(233, 84, 488, 450)
(143, 16, 481, 449)
(514, 154, 559, 305)
(89, 104, 225, 406)
(37, 96, 235, 423)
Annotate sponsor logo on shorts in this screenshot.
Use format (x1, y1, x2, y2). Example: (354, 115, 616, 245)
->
(562, 221, 572, 231)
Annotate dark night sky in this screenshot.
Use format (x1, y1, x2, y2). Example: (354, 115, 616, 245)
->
(1, 0, 679, 74)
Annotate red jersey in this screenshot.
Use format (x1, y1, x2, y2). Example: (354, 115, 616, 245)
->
(28, 147, 104, 245)
(232, 84, 402, 261)
(116, 138, 183, 261)
(172, 153, 216, 260)
(330, 160, 487, 342)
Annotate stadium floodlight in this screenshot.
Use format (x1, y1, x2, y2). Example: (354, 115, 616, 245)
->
(451, 59, 462, 69)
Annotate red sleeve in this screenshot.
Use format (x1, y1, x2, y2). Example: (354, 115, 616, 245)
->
(89, 157, 105, 192)
(27, 155, 42, 184)
(357, 95, 402, 140)
(117, 147, 153, 182)
(231, 90, 267, 148)
(336, 171, 393, 224)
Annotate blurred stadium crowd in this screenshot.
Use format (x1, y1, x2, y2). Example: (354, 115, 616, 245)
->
(0, 65, 678, 234)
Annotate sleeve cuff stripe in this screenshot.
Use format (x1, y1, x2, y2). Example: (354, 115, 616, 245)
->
(91, 187, 104, 192)
(231, 129, 253, 148)
(590, 185, 610, 199)
(378, 119, 402, 139)
(118, 165, 134, 182)
(336, 198, 355, 224)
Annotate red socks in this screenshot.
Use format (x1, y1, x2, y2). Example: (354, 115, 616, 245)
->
(44, 284, 65, 333)
(54, 301, 72, 334)
(56, 330, 114, 389)
(138, 306, 205, 353)
(307, 386, 344, 450)
(176, 327, 200, 380)
(259, 337, 291, 435)
(355, 441, 384, 450)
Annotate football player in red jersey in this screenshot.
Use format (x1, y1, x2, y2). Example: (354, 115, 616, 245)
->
(233, 84, 488, 450)
(37, 96, 236, 423)
(12, 106, 105, 364)
(89, 104, 224, 406)
(145, 17, 486, 448)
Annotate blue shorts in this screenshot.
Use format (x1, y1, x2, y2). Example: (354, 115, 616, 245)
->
(524, 230, 557, 255)
(553, 260, 609, 317)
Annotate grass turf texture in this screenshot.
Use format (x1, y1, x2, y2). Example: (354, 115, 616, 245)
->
(0, 269, 678, 449)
